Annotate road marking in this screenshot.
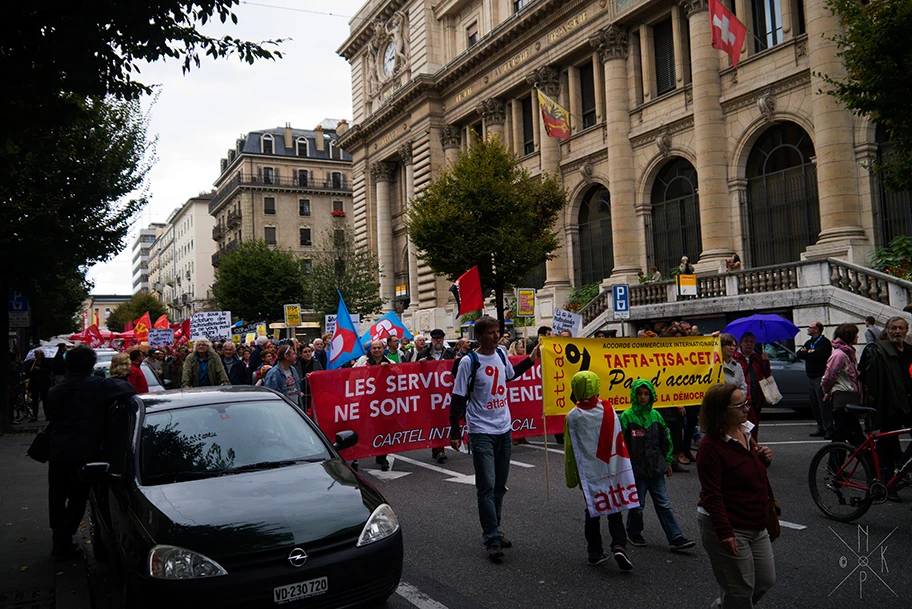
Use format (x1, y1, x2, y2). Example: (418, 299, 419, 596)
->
(397, 581, 451, 609)
(763, 440, 829, 446)
(509, 460, 535, 468)
(394, 454, 475, 484)
(524, 442, 565, 455)
(780, 520, 808, 530)
(762, 422, 818, 427)
(364, 469, 411, 480)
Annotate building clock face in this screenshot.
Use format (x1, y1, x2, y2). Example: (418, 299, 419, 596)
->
(383, 42, 396, 76)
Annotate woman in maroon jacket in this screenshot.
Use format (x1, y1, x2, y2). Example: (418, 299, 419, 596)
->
(697, 383, 776, 609)
(734, 332, 771, 439)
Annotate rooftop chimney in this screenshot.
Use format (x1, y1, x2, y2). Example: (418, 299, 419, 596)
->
(283, 122, 293, 151)
(336, 119, 349, 135)
(315, 125, 325, 152)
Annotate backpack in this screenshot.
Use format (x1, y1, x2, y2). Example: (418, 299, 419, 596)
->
(460, 347, 508, 396)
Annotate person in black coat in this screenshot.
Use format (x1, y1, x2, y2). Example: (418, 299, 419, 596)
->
(221, 342, 250, 385)
(45, 346, 135, 558)
(295, 343, 323, 414)
(247, 336, 267, 380)
(796, 321, 834, 438)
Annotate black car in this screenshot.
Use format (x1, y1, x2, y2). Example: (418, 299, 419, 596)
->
(84, 386, 403, 609)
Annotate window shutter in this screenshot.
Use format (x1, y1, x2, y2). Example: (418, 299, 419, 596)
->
(522, 96, 534, 155)
(654, 19, 676, 96)
(579, 62, 596, 129)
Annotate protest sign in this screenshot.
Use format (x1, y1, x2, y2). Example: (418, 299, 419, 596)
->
(552, 308, 582, 336)
(256, 324, 267, 337)
(284, 304, 302, 328)
(245, 333, 255, 344)
(325, 313, 360, 337)
(148, 328, 174, 347)
(517, 288, 536, 316)
(310, 358, 563, 460)
(190, 311, 232, 341)
(540, 336, 722, 416)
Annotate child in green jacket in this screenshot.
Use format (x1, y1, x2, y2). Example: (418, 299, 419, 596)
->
(619, 379, 695, 552)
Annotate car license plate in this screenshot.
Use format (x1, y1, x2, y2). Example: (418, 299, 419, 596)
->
(273, 576, 328, 604)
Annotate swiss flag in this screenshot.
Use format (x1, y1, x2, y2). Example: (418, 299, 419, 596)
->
(709, 0, 747, 68)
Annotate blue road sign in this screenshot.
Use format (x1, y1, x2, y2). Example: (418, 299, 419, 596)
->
(612, 285, 630, 319)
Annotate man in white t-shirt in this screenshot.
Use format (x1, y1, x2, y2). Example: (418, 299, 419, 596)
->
(450, 316, 540, 561)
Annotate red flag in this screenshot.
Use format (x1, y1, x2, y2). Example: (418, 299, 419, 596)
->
(449, 266, 484, 317)
(124, 321, 134, 332)
(133, 312, 152, 343)
(153, 314, 170, 329)
(177, 319, 191, 343)
(84, 324, 105, 349)
(709, 0, 747, 68)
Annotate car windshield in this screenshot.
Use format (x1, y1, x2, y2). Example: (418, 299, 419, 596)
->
(139, 400, 330, 485)
(764, 342, 795, 362)
(94, 350, 116, 365)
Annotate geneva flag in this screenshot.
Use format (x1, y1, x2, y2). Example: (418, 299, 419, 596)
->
(328, 292, 366, 370)
(536, 89, 571, 141)
(361, 311, 414, 345)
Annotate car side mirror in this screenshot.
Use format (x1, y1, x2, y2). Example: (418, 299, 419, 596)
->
(80, 462, 111, 483)
(333, 430, 358, 451)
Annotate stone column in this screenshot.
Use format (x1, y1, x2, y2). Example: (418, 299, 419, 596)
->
(802, 0, 869, 261)
(439, 125, 461, 167)
(511, 99, 524, 156)
(590, 25, 642, 285)
(682, 0, 735, 270)
(399, 142, 419, 310)
(476, 98, 506, 143)
(527, 66, 562, 176)
(371, 161, 396, 310)
(526, 65, 571, 310)
(567, 66, 582, 135)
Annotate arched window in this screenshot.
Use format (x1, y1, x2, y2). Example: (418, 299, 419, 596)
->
(650, 158, 701, 277)
(873, 124, 912, 246)
(261, 133, 274, 154)
(296, 137, 309, 157)
(578, 185, 614, 286)
(745, 122, 819, 267)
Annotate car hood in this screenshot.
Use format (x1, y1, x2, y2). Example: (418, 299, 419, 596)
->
(137, 458, 383, 556)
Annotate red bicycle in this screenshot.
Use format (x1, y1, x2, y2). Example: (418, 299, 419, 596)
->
(808, 404, 912, 522)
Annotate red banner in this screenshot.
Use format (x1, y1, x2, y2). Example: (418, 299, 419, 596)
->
(310, 357, 563, 460)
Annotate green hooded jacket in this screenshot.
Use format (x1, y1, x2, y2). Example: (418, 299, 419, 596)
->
(619, 378, 673, 478)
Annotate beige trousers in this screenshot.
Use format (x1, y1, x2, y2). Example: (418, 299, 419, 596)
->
(698, 513, 776, 609)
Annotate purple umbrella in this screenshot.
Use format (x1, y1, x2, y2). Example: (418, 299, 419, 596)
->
(724, 314, 799, 343)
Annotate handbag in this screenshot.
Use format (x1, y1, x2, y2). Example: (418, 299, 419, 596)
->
(766, 480, 781, 542)
(27, 431, 50, 464)
(759, 375, 783, 405)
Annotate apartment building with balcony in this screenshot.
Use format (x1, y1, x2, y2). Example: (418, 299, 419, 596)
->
(152, 194, 217, 320)
(209, 120, 354, 270)
(337, 0, 912, 336)
(131, 223, 166, 294)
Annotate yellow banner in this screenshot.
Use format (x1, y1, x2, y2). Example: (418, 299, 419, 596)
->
(541, 336, 722, 416)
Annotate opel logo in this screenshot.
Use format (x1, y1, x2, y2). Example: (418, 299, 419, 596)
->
(287, 547, 308, 568)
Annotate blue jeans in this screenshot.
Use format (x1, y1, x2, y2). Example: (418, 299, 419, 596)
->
(469, 432, 512, 546)
(626, 474, 684, 543)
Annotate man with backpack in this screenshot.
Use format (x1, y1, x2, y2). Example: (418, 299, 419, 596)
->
(450, 316, 541, 561)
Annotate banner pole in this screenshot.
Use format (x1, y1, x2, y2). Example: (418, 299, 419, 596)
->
(542, 410, 551, 502)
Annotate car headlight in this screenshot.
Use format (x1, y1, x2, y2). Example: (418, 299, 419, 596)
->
(148, 544, 228, 579)
(357, 503, 400, 547)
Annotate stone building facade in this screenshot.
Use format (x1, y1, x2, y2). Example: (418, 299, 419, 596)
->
(209, 121, 354, 272)
(337, 0, 911, 335)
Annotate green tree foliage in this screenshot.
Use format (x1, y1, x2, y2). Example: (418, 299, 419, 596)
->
(564, 282, 601, 313)
(870, 235, 912, 281)
(407, 136, 567, 331)
(107, 293, 168, 333)
(825, 0, 912, 190)
(212, 240, 305, 322)
(306, 226, 385, 319)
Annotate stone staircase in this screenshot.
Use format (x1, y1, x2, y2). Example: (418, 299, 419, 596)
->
(579, 259, 912, 336)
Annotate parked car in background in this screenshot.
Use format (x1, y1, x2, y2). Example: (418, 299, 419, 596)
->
(83, 386, 403, 609)
(764, 342, 808, 410)
(93, 360, 168, 393)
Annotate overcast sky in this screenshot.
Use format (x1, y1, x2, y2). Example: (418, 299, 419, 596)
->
(87, 0, 366, 294)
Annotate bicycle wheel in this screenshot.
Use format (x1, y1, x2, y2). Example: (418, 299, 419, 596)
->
(809, 442, 876, 522)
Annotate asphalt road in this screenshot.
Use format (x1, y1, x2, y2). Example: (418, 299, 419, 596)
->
(6, 409, 910, 609)
(368, 408, 910, 609)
